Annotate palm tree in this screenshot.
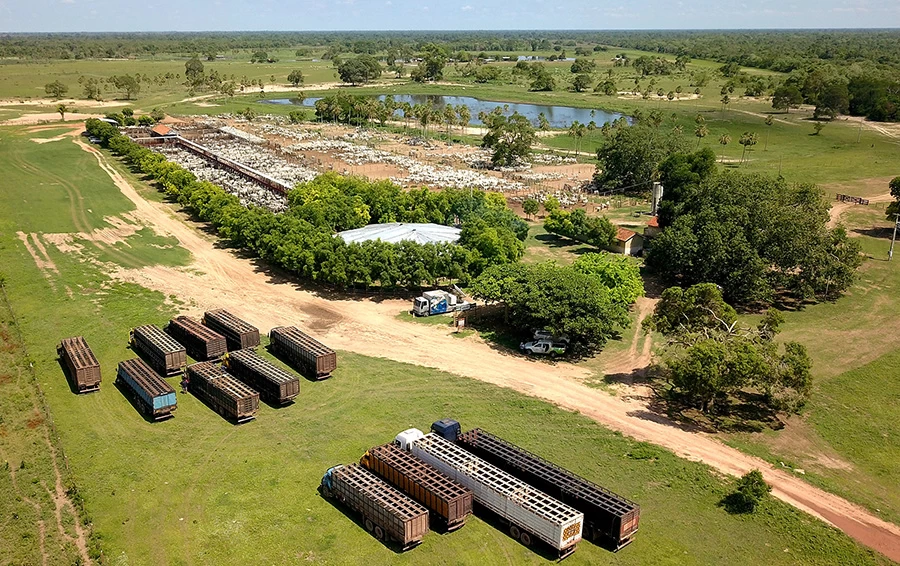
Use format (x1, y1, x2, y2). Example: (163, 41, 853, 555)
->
(568, 121, 586, 156)
(401, 102, 412, 131)
(695, 124, 709, 147)
(718, 133, 731, 163)
(537, 112, 550, 133)
(721, 94, 730, 114)
(443, 104, 456, 134)
(56, 103, 70, 121)
(456, 105, 471, 132)
(738, 131, 758, 164)
(764, 114, 774, 150)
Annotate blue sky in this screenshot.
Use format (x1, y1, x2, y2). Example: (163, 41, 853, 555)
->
(2, 0, 899, 32)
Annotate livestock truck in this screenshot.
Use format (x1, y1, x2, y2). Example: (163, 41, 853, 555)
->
(223, 348, 299, 405)
(361, 443, 473, 531)
(186, 362, 259, 423)
(202, 309, 260, 351)
(130, 325, 187, 376)
(116, 358, 177, 420)
(166, 316, 227, 361)
(396, 429, 584, 558)
(412, 290, 474, 317)
(453, 425, 640, 550)
(269, 326, 336, 380)
(57, 336, 101, 393)
(320, 463, 429, 549)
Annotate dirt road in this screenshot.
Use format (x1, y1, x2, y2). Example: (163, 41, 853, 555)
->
(73, 138, 900, 562)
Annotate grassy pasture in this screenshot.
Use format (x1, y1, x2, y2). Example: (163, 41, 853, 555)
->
(0, 123, 893, 565)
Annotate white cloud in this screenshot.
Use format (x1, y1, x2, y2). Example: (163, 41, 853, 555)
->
(461, 4, 473, 10)
(61, 0, 75, 4)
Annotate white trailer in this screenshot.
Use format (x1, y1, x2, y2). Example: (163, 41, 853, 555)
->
(396, 429, 583, 558)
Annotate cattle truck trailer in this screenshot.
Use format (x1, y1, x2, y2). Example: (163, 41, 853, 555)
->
(116, 358, 177, 420)
(130, 325, 187, 376)
(456, 427, 640, 549)
(223, 348, 299, 405)
(320, 463, 429, 550)
(269, 326, 336, 380)
(166, 316, 227, 361)
(361, 443, 473, 531)
(186, 362, 259, 423)
(202, 309, 260, 351)
(57, 336, 101, 393)
(396, 429, 583, 558)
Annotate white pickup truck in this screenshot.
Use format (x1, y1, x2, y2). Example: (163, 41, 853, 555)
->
(519, 339, 568, 356)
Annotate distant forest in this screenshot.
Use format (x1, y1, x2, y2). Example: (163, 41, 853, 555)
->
(2, 30, 898, 120)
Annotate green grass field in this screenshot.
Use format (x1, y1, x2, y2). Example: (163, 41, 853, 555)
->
(1, 116, 894, 564)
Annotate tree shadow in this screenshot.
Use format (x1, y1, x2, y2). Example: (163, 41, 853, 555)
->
(642, 383, 783, 434)
(533, 233, 595, 255)
(853, 226, 894, 240)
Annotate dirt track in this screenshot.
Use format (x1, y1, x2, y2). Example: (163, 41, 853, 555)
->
(73, 137, 900, 562)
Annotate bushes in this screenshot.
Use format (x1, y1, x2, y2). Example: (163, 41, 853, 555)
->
(469, 261, 631, 353)
(544, 208, 616, 248)
(84, 119, 525, 289)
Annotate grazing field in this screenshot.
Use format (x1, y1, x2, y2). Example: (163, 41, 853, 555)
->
(0, 124, 892, 564)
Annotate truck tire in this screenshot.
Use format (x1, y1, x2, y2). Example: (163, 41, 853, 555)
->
(365, 518, 375, 532)
(509, 525, 521, 539)
(374, 526, 384, 541)
(519, 531, 533, 546)
(320, 485, 333, 499)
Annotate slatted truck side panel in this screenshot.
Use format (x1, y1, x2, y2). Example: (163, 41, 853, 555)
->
(131, 325, 187, 376)
(223, 348, 299, 405)
(398, 430, 583, 558)
(269, 326, 336, 380)
(202, 309, 261, 351)
(57, 336, 101, 393)
(320, 464, 429, 549)
(457, 428, 640, 549)
(166, 316, 227, 361)
(186, 362, 259, 423)
(116, 358, 177, 420)
(361, 443, 473, 531)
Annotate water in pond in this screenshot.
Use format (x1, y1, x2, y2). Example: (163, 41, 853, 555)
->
(260, 94, 629, 129)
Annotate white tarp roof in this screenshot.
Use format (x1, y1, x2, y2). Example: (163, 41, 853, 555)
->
(336, 223, 461, 245)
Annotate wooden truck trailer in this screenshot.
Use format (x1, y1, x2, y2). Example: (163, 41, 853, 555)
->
(166, 316, 227, 361)
(57, 336, 101, 393)
(320, 463, 429, 550)
(202, 309, 260, 351)
(269, 326, 336, 380)
(186, 361, 259, 423)
(131, 325, 187, 376)
(223, 348, 299, 405)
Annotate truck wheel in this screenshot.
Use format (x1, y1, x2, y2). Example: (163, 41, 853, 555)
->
(320, 485, 332, 499)
(365, 519, 374, 532)
(374, 526, 384, 541)
(519, 531, 533, 547)
(509, 525, 521, 540)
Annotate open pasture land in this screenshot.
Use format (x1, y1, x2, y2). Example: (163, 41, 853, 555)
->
(0, 124, 894, 564)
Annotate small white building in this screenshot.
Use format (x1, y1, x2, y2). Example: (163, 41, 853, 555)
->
(336, 223, 461, 245)
(607, 227, 643, 256)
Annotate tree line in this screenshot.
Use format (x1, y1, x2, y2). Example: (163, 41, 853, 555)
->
(84, 119, 526, 289)
(647, 148, 862, 305)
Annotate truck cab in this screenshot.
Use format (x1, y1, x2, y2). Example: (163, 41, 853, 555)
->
(519, 339, 567, 356)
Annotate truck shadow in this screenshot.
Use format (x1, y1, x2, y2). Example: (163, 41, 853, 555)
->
(317, 488, 409, 554)
(471, 502, 561, 561)
(112, 378, 174, 424)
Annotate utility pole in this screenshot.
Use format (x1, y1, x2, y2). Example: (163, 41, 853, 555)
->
(856, 121, 862, 143)
(890, 214, 900, 261)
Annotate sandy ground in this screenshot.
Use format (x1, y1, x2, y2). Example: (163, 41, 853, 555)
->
(0, 97, 128, 108)
(828, 191, 894, 228)
(0, 113, 103, 126)
(59, 136, 900, 562)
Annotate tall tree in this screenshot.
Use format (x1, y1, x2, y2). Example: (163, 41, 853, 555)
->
(287, 69, 304, 86)
(44, 80, 68, 98)
(481, 110, 536, 167)
(738, 132, 758, 164)
(56, 103, 69, 121)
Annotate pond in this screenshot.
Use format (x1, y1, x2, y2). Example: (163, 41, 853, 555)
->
(260, 94, 629, 129)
